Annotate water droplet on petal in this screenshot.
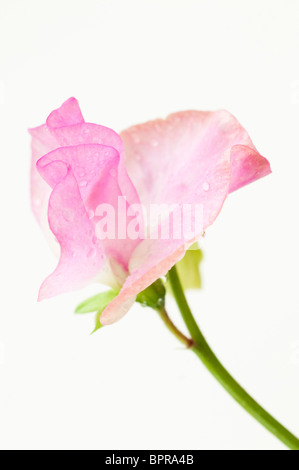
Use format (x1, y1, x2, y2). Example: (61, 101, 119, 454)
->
(132, 133, 140, 144)
(203, 182, 210, 192)
(77, 168, 86, 178)
(63, 209, 75, 222)
(86, 247, 96, 258)
(88, 210, 95, 220)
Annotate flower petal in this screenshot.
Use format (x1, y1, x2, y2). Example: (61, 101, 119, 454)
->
(38, 163, 107, 300)
(120, 110, 271, 208)
(100, 154, 232, 325)
(30, 98, 83, 225)
(100, 242, 186, 325)
(229, 144, 271, 192)
(29, 99, 139, 224)
(37, 144, 140, 270)
(46, 97, 84, 128)
(101, 110, 271, 324)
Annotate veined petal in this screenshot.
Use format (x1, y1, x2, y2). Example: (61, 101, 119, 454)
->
(46, 97, 84, 128)
(101, 110, 271, 324)
(120, 109, 271, 209)
(229, 144, 271, 192)
(31, 102, 271, 320)
(37, 144, 140, 270)
(30, 98, 83, 225)
(100, 154, 232, 325)
(29, 99, 139, 227)
(38, 163, 107, 300)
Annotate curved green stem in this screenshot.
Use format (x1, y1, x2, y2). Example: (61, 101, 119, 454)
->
(168, 266, 207, 345)
(156, 307, 193, 348)
(167, 265, 299, 451)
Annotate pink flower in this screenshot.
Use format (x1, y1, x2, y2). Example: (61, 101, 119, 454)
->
(30, 98, 271, 325)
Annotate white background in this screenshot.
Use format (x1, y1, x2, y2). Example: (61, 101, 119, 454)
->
(0, 0, 298, 450)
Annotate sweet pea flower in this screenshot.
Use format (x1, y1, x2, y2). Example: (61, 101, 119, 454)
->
(30, 98, 271, 325)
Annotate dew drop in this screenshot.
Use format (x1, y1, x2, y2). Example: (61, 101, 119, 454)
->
(77, 167, 86, 178)
(86, 247, 96, 258)
(88, 210, 95, 220)
(34, 198, 42, 207)
(63, 209, 75, 222)
(203, 182, 210, 192)
(132, 133, 140, 144)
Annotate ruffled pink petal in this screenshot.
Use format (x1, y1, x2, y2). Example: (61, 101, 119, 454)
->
(101, 110, 271, 324)
(30, 98, 83, 225)
(101, 154, 232, 325)
(229, 145, 271, 192)
(100, 242, 186, 325)
(29, 99, 139, 223)
(30, 130, 56, 226)
(37, 144, 140, 270)
(121, 110, 271, 207)
(46, 97, 84, 128)
(49, 122, 139, 207)
(38, 162, 106, 300)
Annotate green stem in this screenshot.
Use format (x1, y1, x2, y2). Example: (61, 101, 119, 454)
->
(156, 307, 193, 348)
(167, 265, 299, 451)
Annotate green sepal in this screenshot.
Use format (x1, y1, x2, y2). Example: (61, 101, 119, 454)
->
(91, 311, 105, 335)
(167, 245, 203, 293)
(75, 290, 119, 314)
(75, 289, 119, 334)
(136, 279, 166, 310)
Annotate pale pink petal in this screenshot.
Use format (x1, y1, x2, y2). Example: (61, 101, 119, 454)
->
(29, 99, 139, 217)
(30, 129, 56, 226)
(121, 110, 271, 208)
(100, 242, 186, 325)
(38, 162, 106, 300)
(229, 145, 271, 192)
(31, 102, 272, 320)
(46, 97, 84, 127)
(101, 110, 271, 324)
(101, 153, 232, 325)
(49, 122, 139, 207)
(37, 144, 141, 270)
(30, 98, 142, 282)
(30, 98, 83, 224)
